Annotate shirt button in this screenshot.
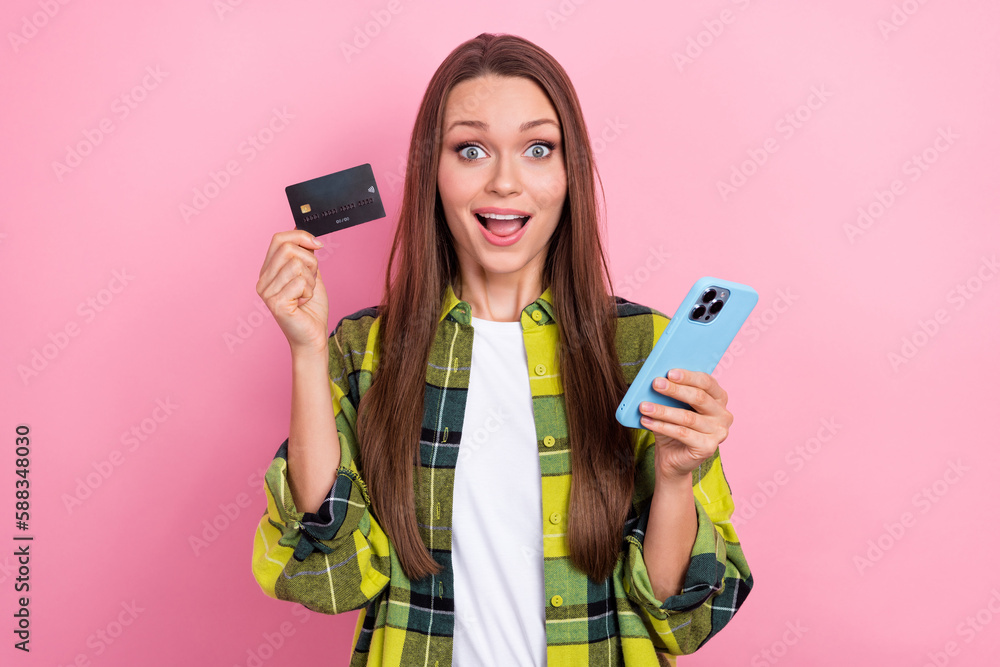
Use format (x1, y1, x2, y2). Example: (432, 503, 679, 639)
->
(551, 595, 563, 607)
(531, 310, 543, 322)
(543, 435, 555, 448)
(534, 364, 546, 376)
(549, 512, 561, 525)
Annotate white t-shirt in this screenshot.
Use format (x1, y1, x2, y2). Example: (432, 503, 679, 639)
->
(451, 316, 547, 666)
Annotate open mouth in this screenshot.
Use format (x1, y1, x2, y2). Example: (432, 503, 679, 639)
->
(474, 213, 531, 238)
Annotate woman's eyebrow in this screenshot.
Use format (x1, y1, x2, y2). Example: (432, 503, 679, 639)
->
(444, 118, 560, 134)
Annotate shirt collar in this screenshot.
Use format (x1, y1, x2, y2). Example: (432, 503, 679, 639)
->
(439, 283, 556, 327)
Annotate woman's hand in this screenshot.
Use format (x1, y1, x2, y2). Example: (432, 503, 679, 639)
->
(256, 229, 329, 356)
(638, 368, 734, 481)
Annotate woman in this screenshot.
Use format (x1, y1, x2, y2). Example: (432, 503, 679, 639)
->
(252, 32, 752, 666)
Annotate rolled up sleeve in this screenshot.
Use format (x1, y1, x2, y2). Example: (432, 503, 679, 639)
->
(621, 433, 753, 654)
(251, 319, 391, 615)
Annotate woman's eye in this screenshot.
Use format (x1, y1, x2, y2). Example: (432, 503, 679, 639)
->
(456, 142, 553, 161)
(458, 145, 485, 160)
(525, 143, 552, 158)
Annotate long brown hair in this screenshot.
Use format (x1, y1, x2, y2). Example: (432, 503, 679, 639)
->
(356, 33, 634, 582)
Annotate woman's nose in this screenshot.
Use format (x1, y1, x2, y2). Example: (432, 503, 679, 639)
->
(486, 153, 522, 196)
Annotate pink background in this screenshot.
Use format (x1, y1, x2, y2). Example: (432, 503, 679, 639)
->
(4, 0, 999, 665)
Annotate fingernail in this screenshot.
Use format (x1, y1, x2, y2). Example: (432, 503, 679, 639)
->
(668, 369, 682, 381)
(313, 237, 324, 247)
(654, 378, 667, 390)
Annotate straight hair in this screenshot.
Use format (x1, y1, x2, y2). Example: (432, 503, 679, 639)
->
(356, 32, 635, 582)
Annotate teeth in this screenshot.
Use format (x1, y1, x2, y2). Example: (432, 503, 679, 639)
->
(477, 212, 528, 220)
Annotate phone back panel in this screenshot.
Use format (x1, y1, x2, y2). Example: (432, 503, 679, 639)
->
(616, 277, 758, 429)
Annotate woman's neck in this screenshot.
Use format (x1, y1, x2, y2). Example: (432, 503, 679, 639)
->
(455, 272, 544, 323)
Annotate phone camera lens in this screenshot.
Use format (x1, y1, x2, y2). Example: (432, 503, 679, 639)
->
(709, 299, 723, 314)
(701, 289, 716, 303)
(692, 304, 707, 319)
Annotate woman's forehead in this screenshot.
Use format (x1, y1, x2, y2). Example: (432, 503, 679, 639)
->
(442, 76, 559, 132)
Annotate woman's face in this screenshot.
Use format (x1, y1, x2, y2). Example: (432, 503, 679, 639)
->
(437, 74, 567, 288)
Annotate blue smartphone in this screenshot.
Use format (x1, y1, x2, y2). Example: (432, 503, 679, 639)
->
(616, 277, 759, 429)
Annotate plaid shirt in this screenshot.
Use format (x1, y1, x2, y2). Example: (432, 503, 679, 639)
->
(252, 284, 753, 666)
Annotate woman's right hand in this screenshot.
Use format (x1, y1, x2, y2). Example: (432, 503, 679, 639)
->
(257, 229, 329, 356)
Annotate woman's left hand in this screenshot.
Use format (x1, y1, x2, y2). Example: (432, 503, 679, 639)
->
(638, 368, 733, 481)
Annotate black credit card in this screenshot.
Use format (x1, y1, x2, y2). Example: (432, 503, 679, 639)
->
(285, 163, 386, 237)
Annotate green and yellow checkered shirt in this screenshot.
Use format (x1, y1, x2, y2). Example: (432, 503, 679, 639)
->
(252, 284, 752, 666)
